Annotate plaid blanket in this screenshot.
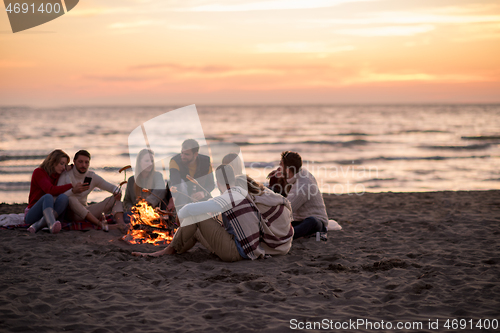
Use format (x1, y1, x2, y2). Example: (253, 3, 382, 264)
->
(213, 186, 293, 259)
(251, 187, 294, 255)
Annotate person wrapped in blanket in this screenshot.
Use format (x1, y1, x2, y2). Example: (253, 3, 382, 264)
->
(132, 164, 294, 261)
(25, 149, 88, 234)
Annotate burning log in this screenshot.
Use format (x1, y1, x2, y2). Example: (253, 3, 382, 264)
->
(121, 199, 177, 246)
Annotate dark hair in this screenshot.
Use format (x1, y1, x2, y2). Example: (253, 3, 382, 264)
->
(246, 175, 265, 195)
(40, 149, 70, 175)
(74, 150, 91, 161)
(222, 153, 243, 176)
(281, 151, 302, 175)
(182, 139, 199, 154)
(215, 164, 235, 188)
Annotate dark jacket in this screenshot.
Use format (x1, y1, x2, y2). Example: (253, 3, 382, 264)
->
(169, 154, 215, 198)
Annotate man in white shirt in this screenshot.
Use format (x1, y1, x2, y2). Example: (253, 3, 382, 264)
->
(277, 151, 328, 239)
(58, 150, 124, 229)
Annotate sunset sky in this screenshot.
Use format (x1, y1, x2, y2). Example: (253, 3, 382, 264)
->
(1, 0, 499, 105)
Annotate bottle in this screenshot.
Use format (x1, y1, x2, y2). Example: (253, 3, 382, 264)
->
(101, 212, 109, 232)
(316, 231, 327, 241)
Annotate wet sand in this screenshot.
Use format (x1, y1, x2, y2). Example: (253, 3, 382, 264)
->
(1, 191, 499, 332)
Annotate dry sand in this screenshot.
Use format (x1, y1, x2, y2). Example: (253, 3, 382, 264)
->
(1, 191, 499, 332)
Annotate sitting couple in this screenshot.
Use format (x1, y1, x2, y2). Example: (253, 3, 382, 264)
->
(26, 149, 127, 233)
(133, 163, 295, 261)
(269, 151, 329, 239)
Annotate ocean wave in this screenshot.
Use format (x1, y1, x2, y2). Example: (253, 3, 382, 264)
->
(419, 144, 492, 150)
(0, 182, 30, 191)
(399, 130, 450, 134)
(0, 169, 34, 175)
(0, 152, 48, 162)
(334, 155, 491, 165)
(244, 162, 276, 168)
(462, 135, 500, 141)
(335, 132, 370, 136)
(234, 139, 371, 147)
(359, 178, 397, 183)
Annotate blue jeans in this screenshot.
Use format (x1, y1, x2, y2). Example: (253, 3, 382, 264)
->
(292, 216, 326, 239)
(25, 193, 69, 225)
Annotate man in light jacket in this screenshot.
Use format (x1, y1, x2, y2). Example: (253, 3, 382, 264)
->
(277, 151, 328, 239)
(58, 150, 124, 229)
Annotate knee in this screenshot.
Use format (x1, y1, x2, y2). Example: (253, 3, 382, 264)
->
(40, 193, 53, 202)
(313, 218, 323, 232)
(57, 193, 69, 206)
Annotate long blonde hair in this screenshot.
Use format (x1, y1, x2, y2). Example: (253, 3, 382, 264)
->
(134, 149, 156, 198)
(39, 150, 69, 175)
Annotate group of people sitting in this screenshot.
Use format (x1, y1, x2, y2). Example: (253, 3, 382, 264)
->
(25, 139, 329, 262)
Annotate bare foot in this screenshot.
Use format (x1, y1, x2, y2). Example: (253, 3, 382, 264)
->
(164, 245, 176, 255)
(131, 247, 172, 257)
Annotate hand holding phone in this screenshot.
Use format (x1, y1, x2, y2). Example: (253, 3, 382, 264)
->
(84, 176, 92, 185)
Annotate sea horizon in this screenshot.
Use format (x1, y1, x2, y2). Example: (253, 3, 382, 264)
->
(1, 104, 499, 204)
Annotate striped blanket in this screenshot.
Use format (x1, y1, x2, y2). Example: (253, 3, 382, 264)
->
(213, 186, 293, 260)
(251, 187, 294, 255)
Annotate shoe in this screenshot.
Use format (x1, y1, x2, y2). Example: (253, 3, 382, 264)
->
(43, 207, 61, 234)
(28, 216, 47, 233)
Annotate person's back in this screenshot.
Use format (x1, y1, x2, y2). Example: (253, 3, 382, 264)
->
(250, 186, 294, 255)
(286, 168, 328, 228)
(278, 151, 329, 239)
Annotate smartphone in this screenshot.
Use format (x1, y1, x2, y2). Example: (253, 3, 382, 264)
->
(84, 176, 92, 185)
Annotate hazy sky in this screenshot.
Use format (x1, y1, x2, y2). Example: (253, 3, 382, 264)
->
(1, 0, 499, 105)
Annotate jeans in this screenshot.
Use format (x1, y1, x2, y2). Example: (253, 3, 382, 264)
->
(292, 216, 326, 239)
(25, 193, 69, 225)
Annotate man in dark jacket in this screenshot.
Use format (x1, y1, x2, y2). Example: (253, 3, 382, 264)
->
(169, 139, 215, 205)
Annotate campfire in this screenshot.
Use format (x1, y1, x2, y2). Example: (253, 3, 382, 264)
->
(121, 200, 177, 246)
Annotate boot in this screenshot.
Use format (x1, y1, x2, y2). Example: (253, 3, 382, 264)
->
(43, 207, 61, 234)
(27, 216, 47, 233)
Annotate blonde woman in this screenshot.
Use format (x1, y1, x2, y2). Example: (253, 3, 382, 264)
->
(123, 149, 169, 218)
(25, 149, 87, 233)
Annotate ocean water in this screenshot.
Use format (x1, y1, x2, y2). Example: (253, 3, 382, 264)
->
(1, 104, 499, 204)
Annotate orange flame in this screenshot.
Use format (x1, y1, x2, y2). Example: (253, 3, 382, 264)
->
(130, 200, 160, 227)
(122, 199, 176, 246)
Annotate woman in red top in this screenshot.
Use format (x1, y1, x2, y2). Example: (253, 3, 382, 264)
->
(25, 149, 74, 234)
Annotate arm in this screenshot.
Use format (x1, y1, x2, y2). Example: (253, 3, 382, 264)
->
(203, 163, 215, 193)
(177, 200, 221, 219)
(169, 158, 182, 187)
(34, 168, 72, 196)
(123, 176, 135, 211)
(286, 178, 309, 213)
(93, 172, 119, 194)
(146, 172, 167, 207)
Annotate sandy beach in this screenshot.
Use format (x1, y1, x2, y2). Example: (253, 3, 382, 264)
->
(1, 190, 499, 332)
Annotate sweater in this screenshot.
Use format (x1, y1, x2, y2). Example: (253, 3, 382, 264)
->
(27, 168, 73, 208)
(123, 173, 166, 211)
(58, 167, 118, 218)
(286, 168, 329, 228)
(169, 154, 215, 197)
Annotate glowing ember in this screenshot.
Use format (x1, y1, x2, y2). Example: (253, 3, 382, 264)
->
(121, 199, 176, 246)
